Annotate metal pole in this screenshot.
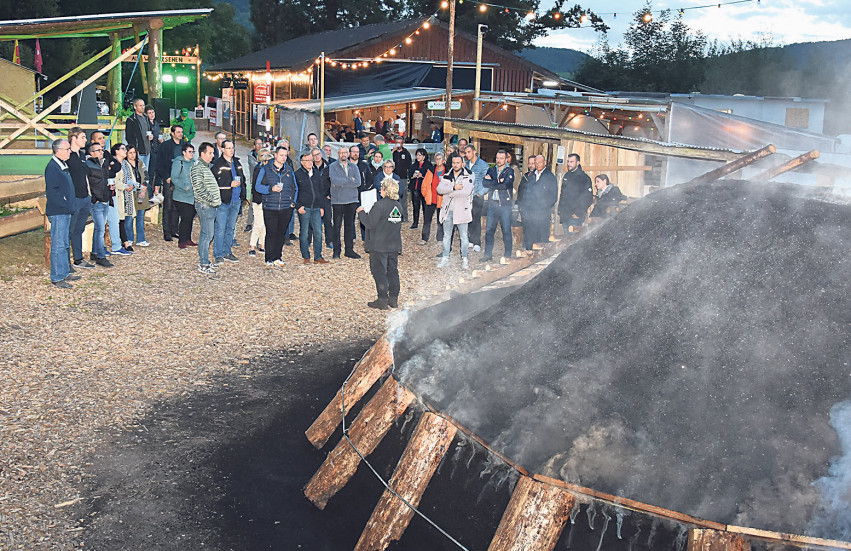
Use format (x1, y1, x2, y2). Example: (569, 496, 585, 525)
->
(473, 24, 486, 120)
(445, 0, 456, 121)
(320, 51, 325, 147)
(196, 43, 201, 107)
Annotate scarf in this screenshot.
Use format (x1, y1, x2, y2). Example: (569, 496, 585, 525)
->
(122, 159, 135, 216)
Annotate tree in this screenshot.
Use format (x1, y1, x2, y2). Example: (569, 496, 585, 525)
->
(250, 0, 607, 52)
(574, 1, 706, 92)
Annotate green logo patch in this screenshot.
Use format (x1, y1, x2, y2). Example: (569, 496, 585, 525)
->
(388, 206, 402, 223)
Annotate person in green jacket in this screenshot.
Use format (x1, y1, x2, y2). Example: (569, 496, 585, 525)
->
(171, 108, 196, 143)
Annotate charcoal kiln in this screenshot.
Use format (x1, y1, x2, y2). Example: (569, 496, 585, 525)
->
(304, 180, 851, 551)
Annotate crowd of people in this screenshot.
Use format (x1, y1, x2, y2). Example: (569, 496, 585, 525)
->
(43, 100, 625, 305)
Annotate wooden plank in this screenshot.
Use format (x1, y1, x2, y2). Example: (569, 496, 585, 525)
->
(354, 412, 457, 551)
(305, 336, 394, 449)
(304, 378, 415, 509)
(725, 526, 851, 550)
(487, 476, 575, 551)
(753, 150, 820, 182)
(580, 165, 652, 172)
(469, 129, 525, 145)
(689, 529, 751, 551)
(0, 208, 42, 238)
(685, 145, 776, 186)
(532, 474, 727, 531)
(441, 118, 746, 161)
(0, 176, 44, 202)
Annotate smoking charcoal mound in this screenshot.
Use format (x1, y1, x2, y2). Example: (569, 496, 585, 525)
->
(397, 179, 850, 537)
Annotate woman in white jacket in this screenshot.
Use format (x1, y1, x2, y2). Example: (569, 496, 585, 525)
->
(436, 155, 474, 269)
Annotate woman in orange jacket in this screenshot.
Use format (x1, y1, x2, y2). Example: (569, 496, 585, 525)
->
(419, 151, 447, 245)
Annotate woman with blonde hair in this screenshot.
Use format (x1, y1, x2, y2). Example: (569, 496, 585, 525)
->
(357, 177, 403, 310)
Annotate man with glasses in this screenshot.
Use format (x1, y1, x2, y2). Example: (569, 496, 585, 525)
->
(45, 140, 80, 288)
(294, 152, 327, 264)
(85, 142, 115, 267)
(211, 140, 245, 264)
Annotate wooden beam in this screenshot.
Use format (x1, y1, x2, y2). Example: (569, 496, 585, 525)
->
(304, 378, 415, 509)
(487, 476, 575, 551)
(0, 208, 42, 239)
(689, 529, 751, 551)
(305, 336, 394, 449)
(581, 165, 652, 172)
(0, 97, 58, 142)
(441, 119, 746, 162)
(469, 129, 525, 145)
(725, 526, 851, 550)
(0, 38, 145, 149)
(108, 33, 123, 117)
(133, 25, 149, 96)
(753, 150, 820, 182)
(354, 412, 457, 551)
(685, 144, 776, 186)
(532, 474, 727, 531)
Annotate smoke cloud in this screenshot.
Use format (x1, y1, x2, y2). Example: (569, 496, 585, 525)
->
(395, 180, 851, 537)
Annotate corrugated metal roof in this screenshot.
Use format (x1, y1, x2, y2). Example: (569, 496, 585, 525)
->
(274, 87, 474, 114)
(0, 9, 212, 39)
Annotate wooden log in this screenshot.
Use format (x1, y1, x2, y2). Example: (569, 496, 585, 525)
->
(685, 144, 776, 185)
(725, 525, 851, 550)
(487, 476, 575, 551)
(689, 529, 751, 551)
(305, 336, 394, 449)
(354, 412, 457, 551)
(753, 150, 820, 182)
(304, 378, 415, 509)
(532, 474, 727, 531)
(0, 208, 42, 238)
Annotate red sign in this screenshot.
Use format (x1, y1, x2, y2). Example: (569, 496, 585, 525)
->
(254, 83, 271, 103)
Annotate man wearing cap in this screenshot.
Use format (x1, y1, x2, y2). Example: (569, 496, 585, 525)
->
(171, 108, 196, 143)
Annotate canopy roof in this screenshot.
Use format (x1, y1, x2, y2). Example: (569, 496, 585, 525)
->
(275, 87, 474, 113)
(0, 9, 212, 40)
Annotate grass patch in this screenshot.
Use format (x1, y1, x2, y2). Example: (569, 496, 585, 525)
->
(0, 204, 34, 217)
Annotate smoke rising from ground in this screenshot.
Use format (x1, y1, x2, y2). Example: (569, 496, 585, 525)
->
(396, 180, 850, 536)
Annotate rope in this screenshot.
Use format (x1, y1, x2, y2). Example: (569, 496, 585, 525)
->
(339, 359, 470, 551)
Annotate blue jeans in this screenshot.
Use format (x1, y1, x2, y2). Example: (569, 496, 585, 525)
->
(441, 211, 468, 259)
(213, 199, 240, 258)
(90, 202, 109, 259)
(126, 208, 146, 243)
(287, 208, 295, 237)
(196, 202, 217, 266)
(139, 153, 150, 172)
(69, 196, 91, 262)
(484, 203, 512, 258)
(107, 204, 122, 252)
(48, 214, 71, 282)
(298, 208, 324, 260)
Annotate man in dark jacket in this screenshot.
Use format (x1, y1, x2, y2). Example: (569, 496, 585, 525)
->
(357, 178, 403, 310)
(66, 127, 94, 269)
(481, 149, 515, 262)
(558, 153, 593, 234)
(85, 144, 114, 267)
(517, 155, 558, 250)
(157, 125, 184, 241)
(125, 99, 153, 168)
(45, 140, 79, 288)
(294, 152, 327, 264)
(211, 140, 246, 264)
(391, 138, 411, 222)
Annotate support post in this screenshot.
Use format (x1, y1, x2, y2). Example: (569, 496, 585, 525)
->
(688, 529, 751, 551)
(305, 336, 394, 448)
(132, 25, 149, 97)
(147, 19, 164, 102)
(354, 412, 457, 551)
(753, 150, 820, 182)
(473, 24, 485, 121)
(304, 378, 415, 509)
(445, 0, 456, 121)
(320, 51, 325, 147)
(196, 44, 201, 107)
(108, 33, 123, 116)
(685, 144, 776, 186)
(487, 476, 575, 551)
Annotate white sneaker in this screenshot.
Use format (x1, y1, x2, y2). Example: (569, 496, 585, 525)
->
(473, 245, 481, 252)
(137, 240, 150, 247)
(462, 258, 469, 269)
(155, 193, 164, 203)
(437, 257, 449, 268)
(273, 259, 285, 267)
(198, 264, 216, 274)
(468, 243, 474, 249)
(265, 261, 275, 267)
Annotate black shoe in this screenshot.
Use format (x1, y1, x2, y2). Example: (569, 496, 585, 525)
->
(244, 224, 252, 232)
(74, 259, 95, 269)
(68, 264, 77, 273)
(289, 233, 297, 240)
(95, 258, 114, 267)
(52, 280, 72, 289)
(388, 297, 398, 308)
(409, 224, 418, 229)
(164, 236, 173, 242)
(344, 251, 361, 259)
(125, 245, 134, 252)
(481, 256, 493, 263)
(332, 253, 341, 259)
(65, 274, 82, 282)
(172, 234, 180, 239)
(283, 239, 293, 246)
(368, 299, 389, 310)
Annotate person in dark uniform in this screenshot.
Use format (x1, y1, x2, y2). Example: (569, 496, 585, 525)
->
(357, 177, 403, 310)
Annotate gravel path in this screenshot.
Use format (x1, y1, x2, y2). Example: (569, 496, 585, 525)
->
(0, 163, 483, 549)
